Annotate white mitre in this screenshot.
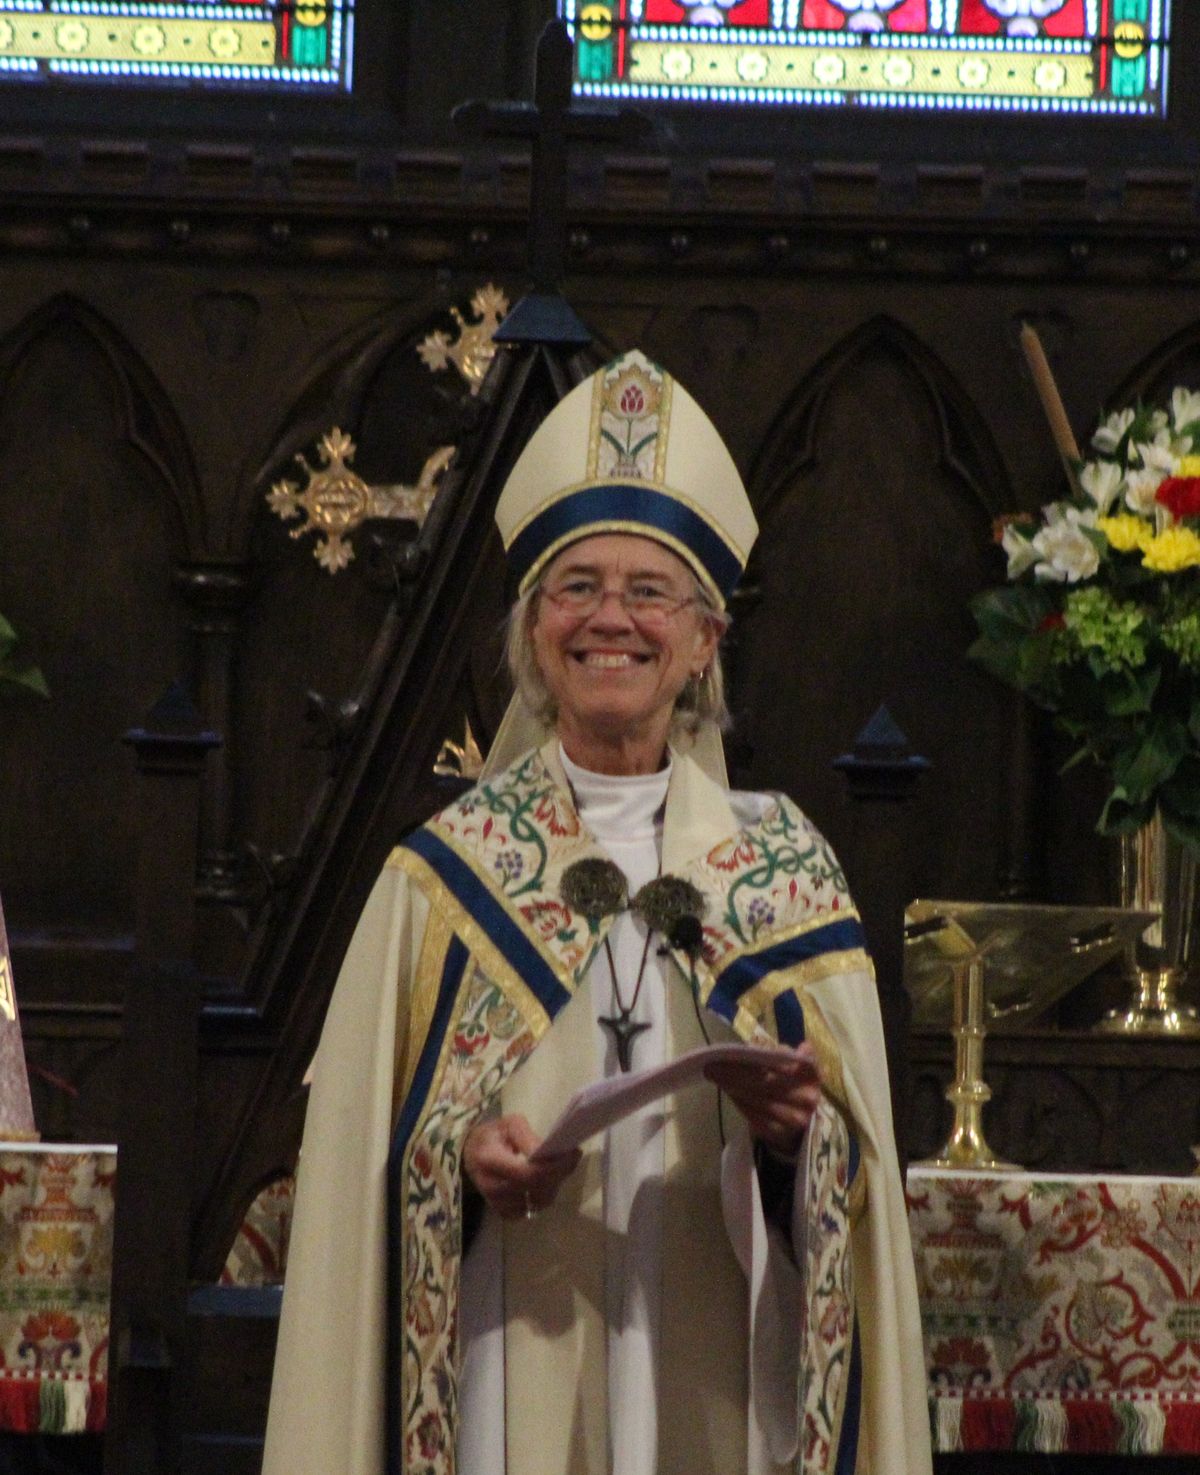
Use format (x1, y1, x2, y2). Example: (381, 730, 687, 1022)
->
(495, 349, 757, 609)
(484, 349, 758, 780)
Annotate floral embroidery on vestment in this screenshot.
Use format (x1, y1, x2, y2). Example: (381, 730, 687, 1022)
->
(391, 749, 867, 1475)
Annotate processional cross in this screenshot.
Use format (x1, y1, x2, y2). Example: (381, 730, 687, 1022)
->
(459, 24, 652, 1067)
(455, 19, 648, 344)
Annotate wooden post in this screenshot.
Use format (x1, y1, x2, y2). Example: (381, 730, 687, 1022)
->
(104, 682, 219, 1475)
(833, 706, 929, 1165)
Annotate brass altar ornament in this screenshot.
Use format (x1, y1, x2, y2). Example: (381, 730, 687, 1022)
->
(919, 950, 1019, 1173)
(267, 430, 454, 574)
(906, 899, 1157, 1174)
(1096, 814, 1200, 1037)
(433, 718, 484, 781)
(418, 284, 510, 395)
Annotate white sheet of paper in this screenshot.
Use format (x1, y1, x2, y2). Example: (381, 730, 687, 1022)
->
(531, 1044, 803, 1160)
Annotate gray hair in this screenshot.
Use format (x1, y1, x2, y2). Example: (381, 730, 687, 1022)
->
(504, 573, 732, 737)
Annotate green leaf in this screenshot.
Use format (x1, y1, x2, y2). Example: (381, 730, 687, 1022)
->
(1109, 719, 1189, 804)
(1098, 664, 1160, 717)
(1097, 785, 1155, 836)
(1162, 757, 1200, 819)
(1160, 804, 1200, 859)
(0, 613, 48, 699)
(970, 585, 1057, 643)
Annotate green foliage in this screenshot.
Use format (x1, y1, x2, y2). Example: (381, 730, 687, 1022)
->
(0, 614, 48, 699)
(1063, 587, 1147, 672)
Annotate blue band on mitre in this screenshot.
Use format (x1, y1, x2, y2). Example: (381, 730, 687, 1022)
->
(507, 483, 745, 602)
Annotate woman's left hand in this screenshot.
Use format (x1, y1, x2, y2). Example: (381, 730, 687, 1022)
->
(705, 1043, 822, 1156)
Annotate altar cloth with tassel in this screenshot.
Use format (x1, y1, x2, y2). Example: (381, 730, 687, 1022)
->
(908, 1166, 1200, 1455)
(0, 1143, 114, 1434)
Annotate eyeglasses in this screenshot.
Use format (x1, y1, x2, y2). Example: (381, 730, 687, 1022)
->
(540, 578, 699, 626)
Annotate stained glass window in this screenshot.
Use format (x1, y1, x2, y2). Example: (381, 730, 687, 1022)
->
(0, 0, 353, 89)
(560, 1, 1170, 117)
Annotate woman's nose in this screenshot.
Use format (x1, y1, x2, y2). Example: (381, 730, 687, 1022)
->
(586, 588, 637, 628)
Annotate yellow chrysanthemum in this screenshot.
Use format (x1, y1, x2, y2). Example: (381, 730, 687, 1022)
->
(1141, 524, 1200, 573)
(1097, 514, 1153, 553)
(1178, 455, 1200, 477)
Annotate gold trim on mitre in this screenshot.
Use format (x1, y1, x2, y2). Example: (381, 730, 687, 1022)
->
(495, 349, 756, 607)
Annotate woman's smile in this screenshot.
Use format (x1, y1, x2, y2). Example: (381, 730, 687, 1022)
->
(530, 533, 719, 774)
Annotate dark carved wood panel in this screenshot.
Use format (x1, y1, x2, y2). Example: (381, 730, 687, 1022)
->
(738, 316, 1011, 902)
(0, 298, 191, 940)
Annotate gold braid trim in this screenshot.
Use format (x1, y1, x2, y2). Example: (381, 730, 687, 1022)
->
(708, 944, 873, 1025)
(391, 845, 591, 1047)
(395, 902, 455, 1122)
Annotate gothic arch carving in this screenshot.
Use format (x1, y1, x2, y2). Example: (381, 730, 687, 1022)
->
(227, 283, 524, 892)
(1101, 318, 1200, 415)
(752, 312, 1009, 525)
(0, 293, 203, 551)
(732, 314, 1024, 911)
(0, 294, 201, 943)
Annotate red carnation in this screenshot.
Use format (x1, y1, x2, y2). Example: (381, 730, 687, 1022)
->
(1156, 476, 1200, 520)
(1037, 612, 1066, 633)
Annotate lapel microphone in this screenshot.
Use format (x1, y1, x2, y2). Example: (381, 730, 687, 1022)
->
(668, 914, 703, 955)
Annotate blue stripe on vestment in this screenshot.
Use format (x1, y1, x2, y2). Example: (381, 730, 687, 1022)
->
(836, 1314, 863, 1475)
(507, 483, 744, 600)
(707, 915, 868, 1023)
(401, 826, 573, 1021)
(772, 989, 806, 1047)
(386, 932, 470, 1475)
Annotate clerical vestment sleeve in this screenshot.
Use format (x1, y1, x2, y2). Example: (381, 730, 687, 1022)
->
(262, 858, 430, 1475)
(806, 967, 933, 1475)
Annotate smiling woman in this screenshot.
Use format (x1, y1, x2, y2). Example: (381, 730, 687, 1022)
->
(507, 533, 727, 774)
(263, 350, 932, 1475)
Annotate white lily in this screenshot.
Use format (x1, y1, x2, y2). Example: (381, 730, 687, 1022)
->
(1125, 466, 1166, 516)
(1031, 504, 1100, 583)
(1001, 522, 1038, 578)
(1092, 407, 1134, 454)
(1172, 386, 1200, 432)
(1079, 459, 1124, 515)
(1135, 432, 1179, 475)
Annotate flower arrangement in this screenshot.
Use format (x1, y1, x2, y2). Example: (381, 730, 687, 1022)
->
(970, 386, 1200, 850)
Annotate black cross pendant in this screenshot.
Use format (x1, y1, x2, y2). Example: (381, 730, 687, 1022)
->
(599, 1012, 651, 1073)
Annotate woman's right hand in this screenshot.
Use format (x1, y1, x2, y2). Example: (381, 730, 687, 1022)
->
(463, 1113, 582, 1219)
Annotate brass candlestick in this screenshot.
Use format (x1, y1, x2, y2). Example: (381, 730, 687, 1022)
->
(920, 956, 1018, 1172)
(905, 899, 1157, 1175)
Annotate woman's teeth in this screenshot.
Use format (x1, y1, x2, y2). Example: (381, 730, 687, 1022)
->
(579, 652, 642, 668)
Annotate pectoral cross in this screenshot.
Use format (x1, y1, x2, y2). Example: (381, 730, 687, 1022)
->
(598, 1012, 651, 1073)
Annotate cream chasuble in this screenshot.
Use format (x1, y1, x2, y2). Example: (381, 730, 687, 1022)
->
(262, 742, 933, 1475)
(458, 750, 793, 1475)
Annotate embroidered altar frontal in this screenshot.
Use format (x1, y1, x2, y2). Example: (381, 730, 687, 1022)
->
(907, 1167, 1200, 1456)
(0, 1144, 114, 1434)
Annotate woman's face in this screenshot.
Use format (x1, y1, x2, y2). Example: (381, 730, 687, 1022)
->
(530, 533, 719, 759)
